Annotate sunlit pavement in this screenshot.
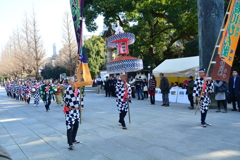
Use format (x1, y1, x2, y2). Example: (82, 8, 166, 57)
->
(0, 86, 240, 160)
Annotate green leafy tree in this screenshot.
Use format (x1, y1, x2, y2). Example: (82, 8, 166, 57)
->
(84, 0, 198, 68)
(84, 35, 106, 78)
(41, 63, 69, 80)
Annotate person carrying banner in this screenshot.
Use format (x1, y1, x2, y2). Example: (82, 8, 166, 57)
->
(193, 69, 214, 127)
(96, 77, 103, 94)
(40, 80, 55, 112)
(63, 76, 82, 150)
(116, 73, 132, 130)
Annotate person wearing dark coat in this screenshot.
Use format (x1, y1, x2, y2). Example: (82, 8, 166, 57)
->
(112, 77, 117, 97)
(108, 77, 113, 96)
(135, 78, 144, 100)
(160, 73, 170, 106)
(148, 75, 157, 104)
(104, 77, 111, 97)
(228, 70, 240, 111)
(186, 76, 195, 109)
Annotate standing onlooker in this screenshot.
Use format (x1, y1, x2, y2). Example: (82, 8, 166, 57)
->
(228, 70, 240, 111)
(143, 79, 148, 99)
(129, 76, 136, 98)
(214, 80, 227, 113)
(186, 76, 195, 109)
(135, 78, 144, 100)
(92, 79, 96, 87)
(96, 77, 103, 94)
(149, 75, 156, 105)
(113, 77, 118, 97)
(109, 77, 114, 97)
(193, 69, 214, 127)
(104, 76, 111, 97)
(160, 73, 170, 106)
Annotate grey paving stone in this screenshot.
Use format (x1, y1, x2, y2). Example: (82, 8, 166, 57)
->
(1, 87, 240, 160)
(4, 144, 28, 160)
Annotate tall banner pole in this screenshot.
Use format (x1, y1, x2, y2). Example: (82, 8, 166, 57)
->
(195, 0, 239, 114)
(211, 0, 240, 82)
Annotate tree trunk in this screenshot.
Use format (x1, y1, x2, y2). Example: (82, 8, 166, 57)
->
(198, 0, 224, 70)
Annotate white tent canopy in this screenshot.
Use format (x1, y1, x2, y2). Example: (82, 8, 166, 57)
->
(153, 56, 199, 77)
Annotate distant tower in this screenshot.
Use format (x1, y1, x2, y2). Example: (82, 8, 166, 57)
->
(52, 43, 57, 60)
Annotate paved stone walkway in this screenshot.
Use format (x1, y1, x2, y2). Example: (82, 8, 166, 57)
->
(0, 87, 240, 160)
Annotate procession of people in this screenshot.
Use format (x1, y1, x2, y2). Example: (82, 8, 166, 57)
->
(2, 69, 240, 150)
(4, 79, 68, 112)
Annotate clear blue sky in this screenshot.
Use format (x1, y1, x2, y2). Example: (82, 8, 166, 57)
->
(0, 0, 103, 57)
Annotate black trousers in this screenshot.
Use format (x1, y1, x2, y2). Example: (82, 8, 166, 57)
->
(111, 86, 115, 97)
(27, 97, 31, 104)
(131, 87, 135, 98)
(105, 90, 110, 97)
(231, 97, 240, 110)
(44, 99, 51, 110)
(188, 94, 194, 107)
(150, 95, 155, 104)
(119, 110, 127, 127)
(201, 109, 208, 124)
(67, 119, 79, 145)
(231, 88, 240, 109)
(217, 100, 227, 109)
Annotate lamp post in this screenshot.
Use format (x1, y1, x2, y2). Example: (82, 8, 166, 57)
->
(38, 69, 42, 80)
(148, 66, 151, 81)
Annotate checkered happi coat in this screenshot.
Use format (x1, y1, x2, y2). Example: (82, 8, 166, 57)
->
(115, 80, 132, 113)
(193, 77, 214, 113)
(64, 85, 83, 129)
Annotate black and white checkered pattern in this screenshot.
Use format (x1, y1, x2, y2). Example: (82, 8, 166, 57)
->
(32, 85, 40, 105)
(64, 85, 83, 129)
(22, 85, 31, 98)
(64, 86, 81, 108)
(115, 80, 132, 112)
(193, 77, 214, 113)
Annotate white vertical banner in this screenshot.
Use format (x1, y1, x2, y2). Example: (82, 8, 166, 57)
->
(177, 89, 189, 104)
(169, 88, 178, 103)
